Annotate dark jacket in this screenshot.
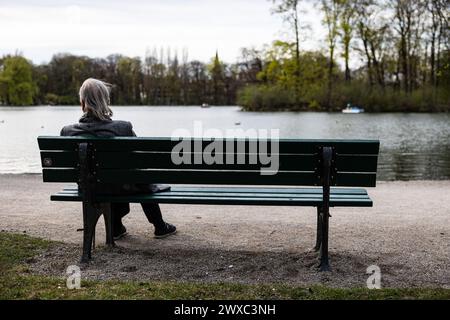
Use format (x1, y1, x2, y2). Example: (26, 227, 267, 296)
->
(60, 114, 136, 137)
(60, 114, 170, 194)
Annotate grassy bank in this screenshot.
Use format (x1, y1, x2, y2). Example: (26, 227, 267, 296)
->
(0, 232, 449, 300)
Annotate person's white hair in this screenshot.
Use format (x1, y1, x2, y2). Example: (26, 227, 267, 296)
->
(79, 78, 113, 121)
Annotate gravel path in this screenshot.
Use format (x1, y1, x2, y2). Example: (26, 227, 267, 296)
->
(0, 174, 449, 288)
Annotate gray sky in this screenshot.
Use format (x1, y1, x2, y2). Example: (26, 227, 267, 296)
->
(0, 0, 326, 64)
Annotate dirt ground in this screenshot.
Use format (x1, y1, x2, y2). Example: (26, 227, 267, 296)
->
(0, 174, 449, 288)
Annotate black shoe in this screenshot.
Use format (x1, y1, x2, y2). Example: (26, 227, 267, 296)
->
(113, 225, 128, 240)
(154, 223, 177, 239)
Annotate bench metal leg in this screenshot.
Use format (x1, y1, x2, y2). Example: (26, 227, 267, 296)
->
(318, 208, 330, 272)
(318, 146, 333, 272)
(101, 203, 115, 247)
(81, 201, 102, 263)
(314, 206, 323, 251)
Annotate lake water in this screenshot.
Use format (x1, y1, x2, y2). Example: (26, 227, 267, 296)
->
(1, 106, 449, 181)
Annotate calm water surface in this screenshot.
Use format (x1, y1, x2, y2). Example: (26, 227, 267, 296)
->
(1, 106, 449, 180)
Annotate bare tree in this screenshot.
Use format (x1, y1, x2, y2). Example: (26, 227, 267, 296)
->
(321, 0, 342, 108)
(391, 0, 426, 93)
(339, 0, 357, 82)
(426, 0, 448, 87)
(354, 0, 394, 89)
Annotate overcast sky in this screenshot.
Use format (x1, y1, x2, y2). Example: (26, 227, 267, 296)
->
(0, 0, 327, 64)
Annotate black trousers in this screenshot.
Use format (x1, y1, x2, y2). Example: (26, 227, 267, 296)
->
(111, 202, 165, 229)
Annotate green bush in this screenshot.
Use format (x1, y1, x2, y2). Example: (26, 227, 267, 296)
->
(0, 56, 37, 106)
(43, 93, 78, 105)
(237, 82, 450, 112)
(44, 93, 59, 105)
(237, 85, 299, 111)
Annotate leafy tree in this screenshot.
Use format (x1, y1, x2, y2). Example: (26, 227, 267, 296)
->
(0, 55, 36, 105)
(116, 56, 142, 105)
(271, 0, 311, 103)
(354, 0, 390, 88)
(209, 52, 226, 105)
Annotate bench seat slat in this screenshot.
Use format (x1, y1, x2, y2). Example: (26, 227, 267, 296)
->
(50, 192, 372, 207)
(59, 185, 370, 195)
(50, 186, 372, 207)
(56, 190, 370, 199)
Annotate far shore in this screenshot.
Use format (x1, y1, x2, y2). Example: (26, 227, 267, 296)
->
(1, 104, 450, 113)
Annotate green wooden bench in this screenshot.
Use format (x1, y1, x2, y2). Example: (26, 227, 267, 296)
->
(38, 136, 380, 271)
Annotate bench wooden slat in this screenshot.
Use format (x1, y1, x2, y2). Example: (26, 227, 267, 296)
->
(335, 172, 377, 187)
(40, 151, 379, 174)
(96, 169, 376, 187)
(96, 152, 318, 171)
(95, 152, 378, 173)
(43, 168, 79, 183)
(42, 168, 376, 187)
(38, 137, 380, 155)
(335, 155, 378, 173)
(43, 168, 318, 185)
(40, 151, 75, 168)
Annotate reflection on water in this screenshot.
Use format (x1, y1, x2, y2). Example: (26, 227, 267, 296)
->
(0, 106, 449, 180)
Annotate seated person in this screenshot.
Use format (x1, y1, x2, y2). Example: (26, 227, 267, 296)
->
(60, 78, 176, 239)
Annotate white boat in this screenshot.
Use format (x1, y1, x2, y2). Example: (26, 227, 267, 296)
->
(342, 104, 364, 114)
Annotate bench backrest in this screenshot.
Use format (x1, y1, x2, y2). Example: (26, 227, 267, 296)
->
(38, 136, 380, 187)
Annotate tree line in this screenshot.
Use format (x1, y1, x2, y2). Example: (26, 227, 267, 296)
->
(0, 49, 249, 106)
(0, 0, 449, 111)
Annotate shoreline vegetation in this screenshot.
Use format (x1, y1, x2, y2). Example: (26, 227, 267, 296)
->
(2, 104, 450, 114)
(1, 232, 449, 300)
(0, 1, 448, 112)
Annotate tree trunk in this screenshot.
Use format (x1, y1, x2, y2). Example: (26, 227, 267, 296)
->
(400, 36, 409, 93)
(327, 46, 334, 109)
(344, 43, 351, 82)
(430, 31, 436, 86)
(293, 1, 301, 104)
(362, 38, 373, 86)
(370, 42, 384, 88)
